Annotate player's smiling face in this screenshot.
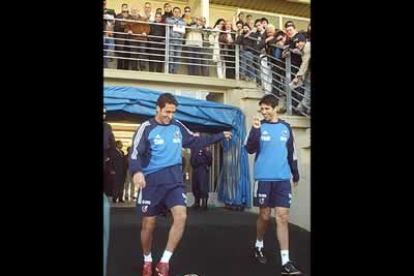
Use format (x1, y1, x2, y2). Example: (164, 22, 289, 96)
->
(156, 103, 176, 124)
(260, 104, 277, 121)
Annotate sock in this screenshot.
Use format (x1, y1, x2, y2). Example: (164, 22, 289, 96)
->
(144, 253, 152, 262)
(160, 250, 173, 263)
(255, 239, 264, 249)
(281, 250, 290, 265)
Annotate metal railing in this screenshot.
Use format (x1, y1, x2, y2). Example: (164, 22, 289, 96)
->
(103, 17, 310, 117)
(238, 42, 311, 117)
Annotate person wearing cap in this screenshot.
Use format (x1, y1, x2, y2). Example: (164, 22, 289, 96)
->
(292, 33, 311, 115)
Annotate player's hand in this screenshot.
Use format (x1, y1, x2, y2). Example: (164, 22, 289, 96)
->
(133, 172, 146, 189)
(223, 131, 232, 139)
(253, 116, 261, 128)
(293, 181, 298, 187)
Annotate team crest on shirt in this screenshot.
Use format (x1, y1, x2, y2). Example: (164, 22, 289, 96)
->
(173, 131, 181, 143)
(261, 130, 271, 141)
(280, 129, 289, 142)
(142, 205, 148, 213)
(258, 193, 266, 205)
(154, 134, 164, 145)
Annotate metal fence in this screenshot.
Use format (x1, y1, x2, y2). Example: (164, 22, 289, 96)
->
(104, 18, 310, 117)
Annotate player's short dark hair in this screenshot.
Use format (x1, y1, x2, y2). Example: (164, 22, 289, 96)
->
(157, 93, 178, 108)
(254, 19, 262, 26)
(259, 94, 279, 108)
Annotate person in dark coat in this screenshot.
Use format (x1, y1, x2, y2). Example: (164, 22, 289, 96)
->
(190, 140, 212, 210)
(112, 140, 127, 203)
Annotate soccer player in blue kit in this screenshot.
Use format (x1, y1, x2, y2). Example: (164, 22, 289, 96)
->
(245, 94, 302, 275)
(129, 93, 232, 276)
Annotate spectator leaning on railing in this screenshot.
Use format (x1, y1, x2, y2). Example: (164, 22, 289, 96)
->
(248, 19, 266, 85)
(148, 13, 166, 73)
(212, 19, 226, 79)
(219, 20, 236, 79)
(257, 24, 275, 94)
(104, 12, 115, 68)
(283, 21, 304, 108)
(166, 7, 186, 74)
(114, 4, 133, 70)
(236, 23, 255, 81)
(125, 12, 150, 71)
(269, 30, 288, 98)
(200, 16, 212, 77)
(185, 16, 204, 76)
(292, 33, 311, 115)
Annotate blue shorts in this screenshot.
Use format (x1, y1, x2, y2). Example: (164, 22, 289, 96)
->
(136, 182, 187, 216)
(253, 181, 292, 208)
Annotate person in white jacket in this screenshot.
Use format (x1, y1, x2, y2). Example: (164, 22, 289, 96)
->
(211, 18, 226, 79)
(185, 16, 204, 75)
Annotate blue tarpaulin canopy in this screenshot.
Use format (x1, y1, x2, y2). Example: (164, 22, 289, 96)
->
(104, 86, 251, 207)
